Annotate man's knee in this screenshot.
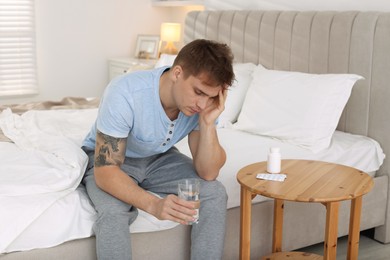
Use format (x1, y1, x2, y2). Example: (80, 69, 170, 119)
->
(95, 205, 138, 227)
(202, 180, 228, 205)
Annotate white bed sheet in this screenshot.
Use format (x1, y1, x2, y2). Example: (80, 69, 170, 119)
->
(176, 128, 385, 209)
(0, 108, 385, 254)
(3, 185, 178, 253)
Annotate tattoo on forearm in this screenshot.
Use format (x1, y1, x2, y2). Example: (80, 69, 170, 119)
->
(95, 130, 126, 167)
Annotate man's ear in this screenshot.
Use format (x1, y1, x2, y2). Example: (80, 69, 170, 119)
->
(171, 65, 182, 81)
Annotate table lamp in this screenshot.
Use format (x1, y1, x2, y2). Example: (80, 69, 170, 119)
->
(160, 22, 181, 55)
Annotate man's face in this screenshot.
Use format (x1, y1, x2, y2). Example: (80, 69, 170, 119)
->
(173, 69, 223, 116)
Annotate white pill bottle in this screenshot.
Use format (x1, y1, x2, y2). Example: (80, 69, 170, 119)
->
(267, 147, 281, 174)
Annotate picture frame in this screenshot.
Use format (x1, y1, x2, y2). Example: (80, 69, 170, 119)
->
(134, 34, 160, 59)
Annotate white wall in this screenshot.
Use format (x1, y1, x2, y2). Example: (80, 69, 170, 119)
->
(204, 0, 390, 11)
(0, 0, 202, 105)
(3, 0, 388, 105)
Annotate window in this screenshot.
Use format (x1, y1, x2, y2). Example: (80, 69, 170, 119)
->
(0, 0, 38, 96)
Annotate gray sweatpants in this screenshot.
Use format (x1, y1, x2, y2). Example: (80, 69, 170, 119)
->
(82, 146, 228, 260)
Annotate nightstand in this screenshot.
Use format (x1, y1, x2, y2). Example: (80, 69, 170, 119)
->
(108, 57, 157, 81)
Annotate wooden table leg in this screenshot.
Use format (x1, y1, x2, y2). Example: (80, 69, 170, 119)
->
(240, 187, 253, 260)
(324, 202, 339, 260)
(347, 196, 363, 260)
(272, 199, 284, 252)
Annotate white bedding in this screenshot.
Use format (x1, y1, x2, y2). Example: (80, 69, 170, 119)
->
(0, 108, 385, 254)
(176, 128, 385, 209)
(0, 108, 95, 253)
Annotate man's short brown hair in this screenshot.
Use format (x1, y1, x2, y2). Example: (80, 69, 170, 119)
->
(172, 39, 235, 88)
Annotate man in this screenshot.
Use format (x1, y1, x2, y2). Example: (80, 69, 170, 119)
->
(82, 39, 235, 259)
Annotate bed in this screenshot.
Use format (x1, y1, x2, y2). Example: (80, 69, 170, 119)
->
(1, 10, 390, 260)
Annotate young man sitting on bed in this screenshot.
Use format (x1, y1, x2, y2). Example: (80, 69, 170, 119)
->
(81, 39, 235, 260)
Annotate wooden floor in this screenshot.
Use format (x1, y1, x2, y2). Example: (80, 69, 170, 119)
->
(298, 229, 390, 259)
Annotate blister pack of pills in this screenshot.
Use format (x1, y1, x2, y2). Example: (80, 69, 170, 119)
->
(256, 173, 287, 182)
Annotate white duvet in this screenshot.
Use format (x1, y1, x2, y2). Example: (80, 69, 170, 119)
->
(0, 108, 96, 253)
(0, 108, 385, 254)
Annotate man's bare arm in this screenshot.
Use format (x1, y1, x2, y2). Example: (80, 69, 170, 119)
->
(188, 89, 227, 180)
(95, 130, 126, 167)
(93, 130, 196, 224)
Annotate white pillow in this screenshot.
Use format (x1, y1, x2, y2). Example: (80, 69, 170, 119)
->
(154, 54, 177, 68)
(218, 62, 256, 128)
(234, 64, 363, 152)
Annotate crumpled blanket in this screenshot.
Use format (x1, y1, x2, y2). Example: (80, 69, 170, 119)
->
(0, 107, 97, 252)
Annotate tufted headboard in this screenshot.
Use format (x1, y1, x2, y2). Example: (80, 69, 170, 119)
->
(184, 10, 390, 176)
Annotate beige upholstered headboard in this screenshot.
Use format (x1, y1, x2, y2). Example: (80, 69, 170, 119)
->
(184, 10, 390, 176)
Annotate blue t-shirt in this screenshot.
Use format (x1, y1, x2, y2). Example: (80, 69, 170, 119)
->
(82, 66, 199, 158)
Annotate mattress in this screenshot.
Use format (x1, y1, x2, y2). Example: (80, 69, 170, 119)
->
(0, 107, 385, 254)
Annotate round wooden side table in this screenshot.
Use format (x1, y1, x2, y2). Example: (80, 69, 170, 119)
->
(237, 160, 374, 260)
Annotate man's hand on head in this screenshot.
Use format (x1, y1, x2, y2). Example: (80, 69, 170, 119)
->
(199, 88, 227, 126)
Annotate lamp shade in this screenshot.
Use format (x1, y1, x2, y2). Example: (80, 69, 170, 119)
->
(160, 23, 181, 42)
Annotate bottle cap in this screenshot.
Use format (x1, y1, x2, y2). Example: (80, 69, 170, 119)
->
(270, 147, 280, 153)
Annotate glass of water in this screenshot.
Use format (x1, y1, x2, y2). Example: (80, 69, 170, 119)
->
(178, 178, 200, 225)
